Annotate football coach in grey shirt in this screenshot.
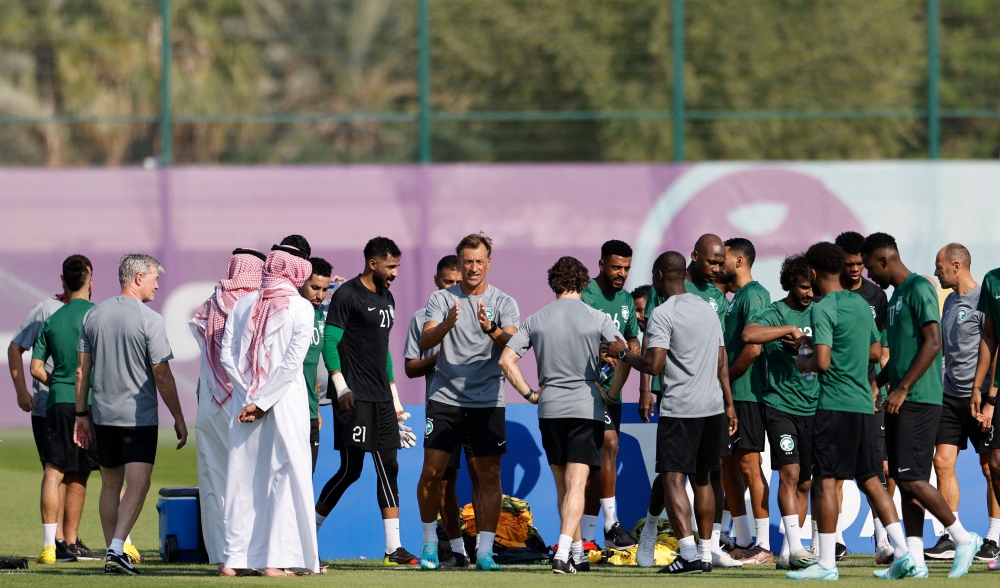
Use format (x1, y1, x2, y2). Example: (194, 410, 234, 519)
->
(603, 251, 737, 575)
(74, 254, 188, 576)
(416, 233, 518, 572)
(499, 256, 627, 574)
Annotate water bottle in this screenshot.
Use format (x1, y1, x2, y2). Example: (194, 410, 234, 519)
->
(799, 342, 816, 381)
(598, 363, 614, 387)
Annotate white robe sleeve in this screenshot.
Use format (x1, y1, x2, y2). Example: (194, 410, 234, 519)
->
(219, 306, 246, 396)
(250, 301, 313, 413)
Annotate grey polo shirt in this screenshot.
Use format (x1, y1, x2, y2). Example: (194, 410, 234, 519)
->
(78, 296, 174, 427)
(404, 306, 440, 400)
(646, 293, 726, 418)
(507, 298, 622, 421)
(942, 285, 988, 398)
(11, 296, 64, 417)
(425, 284, 519, 408)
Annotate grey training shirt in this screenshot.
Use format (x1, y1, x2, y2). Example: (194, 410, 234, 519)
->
(425, 283, 519, 408)
(646, 293, 726, 418)
(507, 298, 622, 421)
(11, 296, 64, 417)
(78, 296, 174, 427)
(942, 285, 988, 398)
(404, 306, 440, 400)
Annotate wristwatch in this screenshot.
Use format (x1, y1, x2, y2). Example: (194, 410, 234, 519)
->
(986, 395, 998, 407)
(483, 320, 498, 334)
(618, 348, 627, 360)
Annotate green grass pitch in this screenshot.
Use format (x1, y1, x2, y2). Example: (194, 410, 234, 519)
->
(0, 427, 994, 586)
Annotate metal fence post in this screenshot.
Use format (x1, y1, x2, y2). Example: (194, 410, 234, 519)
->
(673, 0, 685, 162)
(418, 0, 432, 163)
(927, 0, 940, 159)
(160, 0, 173, 165)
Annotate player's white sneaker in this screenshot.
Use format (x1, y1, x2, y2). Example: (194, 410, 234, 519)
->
(636, 533, 656, 568)
(712, 549, 743, 568)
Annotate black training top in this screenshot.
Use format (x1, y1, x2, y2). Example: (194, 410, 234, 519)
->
(853, 276, 889, 381)
(326, 275, 395, 403)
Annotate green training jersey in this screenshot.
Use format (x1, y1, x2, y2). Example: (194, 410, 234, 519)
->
(978, 268, 1000, 387)
(303, 305, 326, 419)
(724, 281, 771, 403)
(32, 298, 95, 408)
(886, 273, 943, 405)
(811, 290, 880, 414)
(749, 300, 818, 416)
(582, 279, 639, 401)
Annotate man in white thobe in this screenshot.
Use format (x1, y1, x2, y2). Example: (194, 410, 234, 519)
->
(189, 248, 265, 574)
(220, 244, 318, 576)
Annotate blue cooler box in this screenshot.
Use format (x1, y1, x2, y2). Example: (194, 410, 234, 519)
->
(156, 487, 208, 563)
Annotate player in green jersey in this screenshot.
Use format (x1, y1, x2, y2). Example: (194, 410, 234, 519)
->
(787, 241, 913, 581)
(742, 254, 816, 570)
(579, 240, 641, 549)
(974, 266, 1000, 570)
(864, 232, 981, 578)
(300, 257, 336, 472)
(631, 284, 650, 334)
(719, 237, 772, 564)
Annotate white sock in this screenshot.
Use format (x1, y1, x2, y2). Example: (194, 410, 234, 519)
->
(450, 537, 467, 556)
(988, 517, 1000, 542)
(600, 498, 619, 531)
(477, 531, 495, 557)
(642, 512, 659, 538)
(722, 510, 732, 534)
(316, 512, 327, 532)
(711, 523, 722, 551)
(835, 513, 845, 544)
(125, 534, 132, 545)
(699, 539, 712, 563)
(873, 518, 887, 546)
(109, 538, 125, 556)
(422, 521, 438, 544)
(581, 514, 598, 542)
(782, 515, 803, 553)
(819, 533, 836, 570)
(811, 519, 820, 549)
(907, 537, 925, 567)
(885, 522, 909, 558)
(780, 534, 791, 560)
(555, 534, 572, 562)
(43, 523, 57, 547)
(946, 514, 971, 545)
(754, 517, 771, 550)
(475, 534, 480, 550)
(733, 515, 753, 548)
(679, 535, 697, 561)
(571, 540, 585, 564)
(383, 518, 401, 553)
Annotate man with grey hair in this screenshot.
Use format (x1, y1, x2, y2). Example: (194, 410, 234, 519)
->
(74, 253, 187, 576)
(930, 243, 1000, 561)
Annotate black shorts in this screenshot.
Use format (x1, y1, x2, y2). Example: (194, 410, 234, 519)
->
(730, 400, 766, 452)
(936, 395, 986, 452)
(44, 404, 99, 473)
(32, 415, 48, 464)
(764, 406, 813, 472)
(310, 418, 320, 472)
(874, 402, 887, 462)
(604, 403, 623, 433)
(812, 410, 881, 481)
(656, 414, 726, 475)
(886, 402, 941, 482)
(424, 400, 506, 457)
(94, 425, 158, 468)
(447, 436, 475, 470)
(334, 400, 397, 452)
(539, 418, 605, 468)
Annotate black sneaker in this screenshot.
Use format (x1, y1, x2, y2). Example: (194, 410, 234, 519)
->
(604, 522, 637, 549)
(383, 546, 419, 566)
(703, 560, 713, 572)
(54, 540, 77, 563)
(105, 551, 141, 575)
(68, 539, 102, 561)
(835, 542, 851, 562)
(975, 538, 1000, 562)
(574, 557, 591, 572)
(551, 557, 576, 574)
(657, 555, 703, 574)
(924, 533, 956, 560)
(439, 553, 471, 568)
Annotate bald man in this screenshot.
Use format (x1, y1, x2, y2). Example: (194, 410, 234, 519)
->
(930, 244, 1000, 561)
